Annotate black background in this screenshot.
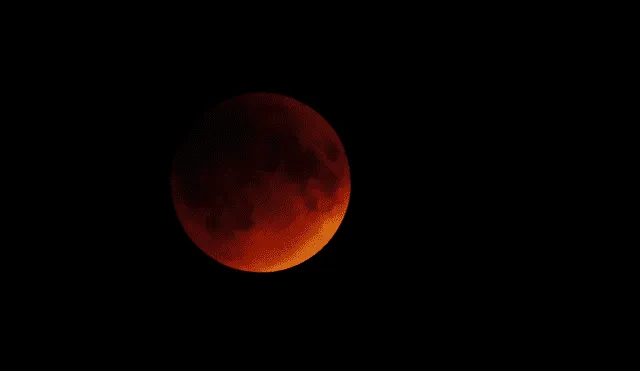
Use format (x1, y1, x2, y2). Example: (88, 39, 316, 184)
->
(4, 8, 620, 357)
(83, 54, 533, 284)
(30, 27, 562, 291)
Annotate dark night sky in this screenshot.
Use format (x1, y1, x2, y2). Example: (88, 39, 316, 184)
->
(89, 58, 535, 283)
(8, 11, 610, 351)
(43, 32, 558, 290)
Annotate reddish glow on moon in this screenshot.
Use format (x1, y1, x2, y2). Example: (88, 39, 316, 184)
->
(170, 93, 350, 272)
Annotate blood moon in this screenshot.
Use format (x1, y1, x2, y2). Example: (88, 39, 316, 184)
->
(170, 93, 350, 272)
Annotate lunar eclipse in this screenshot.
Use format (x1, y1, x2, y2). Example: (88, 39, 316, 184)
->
(170, 93, 350, 272)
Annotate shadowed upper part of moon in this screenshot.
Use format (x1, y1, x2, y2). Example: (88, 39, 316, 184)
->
(174, 95, 346, 235)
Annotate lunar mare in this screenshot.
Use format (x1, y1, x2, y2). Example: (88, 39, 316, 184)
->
(171, 93, 350, 272)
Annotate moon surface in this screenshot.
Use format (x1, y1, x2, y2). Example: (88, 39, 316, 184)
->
(170, 93, 350, 272)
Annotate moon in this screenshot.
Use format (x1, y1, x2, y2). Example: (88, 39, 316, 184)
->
(170, 93, 350, 272)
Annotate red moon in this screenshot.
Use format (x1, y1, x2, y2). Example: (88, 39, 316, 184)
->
(170, 93, 350, 272)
